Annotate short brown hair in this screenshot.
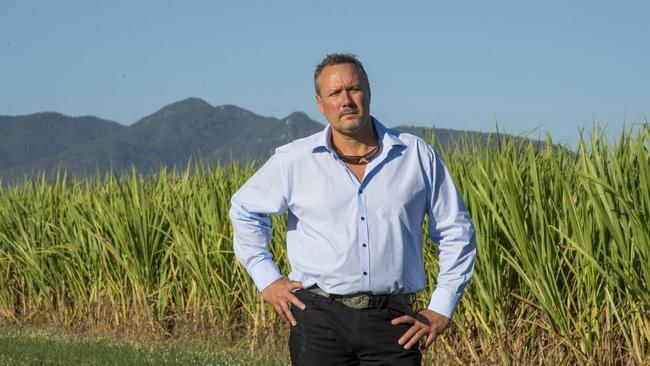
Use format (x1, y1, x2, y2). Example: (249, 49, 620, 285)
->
(314, 53, 371, 96)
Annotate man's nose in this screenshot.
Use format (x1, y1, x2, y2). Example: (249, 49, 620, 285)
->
(340, 90, 353, 105)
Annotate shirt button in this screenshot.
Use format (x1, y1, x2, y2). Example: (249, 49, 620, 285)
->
(362, 243, 367, 247)
(360, 217, 365, 221)
(358, 189, 363, 194)
(363, 271, 368, 276)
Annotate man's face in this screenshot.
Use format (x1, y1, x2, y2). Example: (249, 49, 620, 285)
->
(316, 63, 371, 136)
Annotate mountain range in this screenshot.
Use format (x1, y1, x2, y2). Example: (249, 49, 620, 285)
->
(0, 97, 514, 185)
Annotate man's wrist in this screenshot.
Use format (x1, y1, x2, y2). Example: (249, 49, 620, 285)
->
(427, 287, 462, 319)
(248, 259, 284, 292)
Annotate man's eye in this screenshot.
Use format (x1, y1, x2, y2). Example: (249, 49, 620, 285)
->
(330, 91, 340, 96)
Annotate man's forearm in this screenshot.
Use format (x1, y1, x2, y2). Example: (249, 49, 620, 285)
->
(427, 214, 477, 319)
(230, 199, 284, 292)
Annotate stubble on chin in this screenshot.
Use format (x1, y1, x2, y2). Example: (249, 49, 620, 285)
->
(334, 115, 370, 137)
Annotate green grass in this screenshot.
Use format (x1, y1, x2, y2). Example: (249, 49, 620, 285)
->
(0, 328, 288, 366)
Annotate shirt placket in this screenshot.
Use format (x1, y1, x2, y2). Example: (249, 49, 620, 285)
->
(330, 150, 372, 292)
(356, 144, 392, 292)
(357, 183, 370, 291)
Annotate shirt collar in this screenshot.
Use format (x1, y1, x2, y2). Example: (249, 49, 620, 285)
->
(312, 116, 406, 153)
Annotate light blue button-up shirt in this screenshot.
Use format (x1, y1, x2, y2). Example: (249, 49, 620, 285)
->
(229, 117, 476, 318)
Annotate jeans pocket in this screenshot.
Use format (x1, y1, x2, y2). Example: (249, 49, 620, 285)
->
(387, 306, 404, 319)
(293, 289, 319, 309)
(384, 300, 417, 320)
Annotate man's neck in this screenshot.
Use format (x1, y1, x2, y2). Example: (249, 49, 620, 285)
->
(330, 119, 379, 156)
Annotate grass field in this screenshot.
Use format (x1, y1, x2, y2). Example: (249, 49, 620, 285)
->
(0, 327, 288, 365)
(0, 125, 648, 364)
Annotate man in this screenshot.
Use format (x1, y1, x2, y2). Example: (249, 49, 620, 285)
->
(230, 53, 476, 365)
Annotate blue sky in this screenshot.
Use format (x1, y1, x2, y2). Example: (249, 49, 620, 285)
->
(1, 1, 648, 145)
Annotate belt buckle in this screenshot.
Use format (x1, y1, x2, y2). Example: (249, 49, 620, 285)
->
(341, 294, 370, 309)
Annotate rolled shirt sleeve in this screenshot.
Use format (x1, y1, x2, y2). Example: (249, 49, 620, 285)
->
(230, 151, 290, 292)
(426, 151, 477, 319)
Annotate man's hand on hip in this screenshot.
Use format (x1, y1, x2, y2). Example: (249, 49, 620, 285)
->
(391, 308, 451, 350)
(261, 277, 306, 327)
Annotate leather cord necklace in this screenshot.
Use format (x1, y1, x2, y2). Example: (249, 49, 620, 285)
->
(331, 135, 382, 165)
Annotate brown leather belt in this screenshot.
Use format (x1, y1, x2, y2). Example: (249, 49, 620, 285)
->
(307, 286, 413, 311)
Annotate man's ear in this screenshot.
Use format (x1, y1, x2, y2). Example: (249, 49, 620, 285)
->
(315, 95, 324, 115)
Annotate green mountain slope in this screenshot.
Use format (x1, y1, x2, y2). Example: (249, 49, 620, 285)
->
(0, 98, 539, 185)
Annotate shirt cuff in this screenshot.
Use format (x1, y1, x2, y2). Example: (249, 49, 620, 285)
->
(249, 259, 284, 292)
(427, 287, 462, 319)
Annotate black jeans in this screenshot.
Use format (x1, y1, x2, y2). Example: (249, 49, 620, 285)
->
(289, 289, 421, 366)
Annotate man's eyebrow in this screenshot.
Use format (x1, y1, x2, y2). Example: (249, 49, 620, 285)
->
(326, 84, 361, 93)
